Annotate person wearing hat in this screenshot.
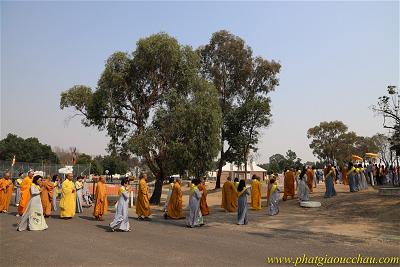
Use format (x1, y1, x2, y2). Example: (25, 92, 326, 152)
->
(17, 170, 34, 216)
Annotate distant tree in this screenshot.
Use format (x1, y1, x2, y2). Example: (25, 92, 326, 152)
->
(198, 30, 280, 188)
(101, 154, 128, 175)
(307, 121, 349, 163)
(0, 134, 59, 163)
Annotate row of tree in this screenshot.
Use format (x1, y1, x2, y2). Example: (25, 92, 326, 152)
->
(307, 120, 384, 165)
(0, 134, 59, 163)
(259, 149, 303, 174)
(60, 30, 281, 203)
(0, 134, 138, 176)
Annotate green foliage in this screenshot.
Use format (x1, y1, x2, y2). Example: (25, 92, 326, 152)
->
(261, 149, 303, 173)
(101, 154, 128, 175)
(198, 30, 280, 187)
(0, 134, 59, 163)
(307, 121, 384, 165)
(307, 121, 348, 162)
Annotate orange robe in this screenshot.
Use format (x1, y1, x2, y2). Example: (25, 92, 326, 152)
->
(221, 180, 238, 212)
(306, 169, 314, 193)
(40, 180, 54, 216)
(283, 171, 295, 200)
(0, 178, 14, 212)
(198, 184, 209, 216)
(342, 167, 349, 185)
(136, 178, 151, 217)
(251, 179, 262, 209)
(167, 182, 184, 219)
(18, 176, 32, 215)
(93, 181, 108, 218)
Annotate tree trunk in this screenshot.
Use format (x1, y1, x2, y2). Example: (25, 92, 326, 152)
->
(150, 171, 164, 205)
(215, 136, 225, 189)
(216, 158, 224, 189)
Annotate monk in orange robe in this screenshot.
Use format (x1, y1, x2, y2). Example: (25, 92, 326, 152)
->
(18, 170, 34, 216)
(93, 176, 108, 221)
(40, 176, 54, 217)
(342, 166, 349, 185)
(136, 173, 151, 220)
(0, 171, 14, 213)
(283, 169, 295, 201)
(250, 175, 262, 210)
(306, 167, 314, 193)
(166, 178, 185, 219)
(198, 179, 209, 216)
(221, 177, 238, 212)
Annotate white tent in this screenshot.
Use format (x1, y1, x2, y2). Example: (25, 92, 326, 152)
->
(58, 165, 74, 174)
(220, 162, 266, 173)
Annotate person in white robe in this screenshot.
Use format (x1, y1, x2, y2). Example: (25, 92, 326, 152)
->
(110, 178, 131, 232)
(297, 167, 310, 202)
(17, 175, 48, 231)
(186, 178, 203, 228)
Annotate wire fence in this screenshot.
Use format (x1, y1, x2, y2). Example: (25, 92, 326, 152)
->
(0, 160, 91, 178)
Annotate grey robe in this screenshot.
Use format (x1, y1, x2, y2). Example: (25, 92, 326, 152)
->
(17, 185, 48, 231)
(187, 188, 203, 227)
(237, 188, 249, 225)
(52, 182, 57, 212)
(268, 186, 280, 216)
(83, 181, 92, 206)
(110, 188, 130, 231)
(297, 177, 310, 202)
(359, 171, 368, 190)
(14, 180, 21, 206)
(324, 172, 337, 198)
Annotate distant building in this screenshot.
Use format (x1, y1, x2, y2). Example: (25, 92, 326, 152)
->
(219, 162, 267, 183)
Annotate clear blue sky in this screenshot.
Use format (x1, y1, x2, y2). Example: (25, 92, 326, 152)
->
(1, 1, 399, 163)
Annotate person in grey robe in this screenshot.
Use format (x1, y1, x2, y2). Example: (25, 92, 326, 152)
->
(51, 175, 59, 212)
(324, 165, 337, 198)
(358, 164, 368, 190)
(297, 167, 310, 202)
(110, 178, 130, 232)
(14, 172, 24, 206)
(267, 178, 280, 216)
(348, 162, 357, 192)
(82, 177, 93, 207)
(237, 180, 249, 225)
(75, 176, 84, 213)
(17, 175, 48, 231)
(186, 178, 203, 228)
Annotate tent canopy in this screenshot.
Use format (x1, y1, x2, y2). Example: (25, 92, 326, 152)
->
(352, 155, 363, 161)
(365, 153, 379, 159)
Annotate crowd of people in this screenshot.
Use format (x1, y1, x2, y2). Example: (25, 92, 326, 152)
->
(0, 161, 396, 232)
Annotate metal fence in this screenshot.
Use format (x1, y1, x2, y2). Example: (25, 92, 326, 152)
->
(0, 160, 91, 178)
